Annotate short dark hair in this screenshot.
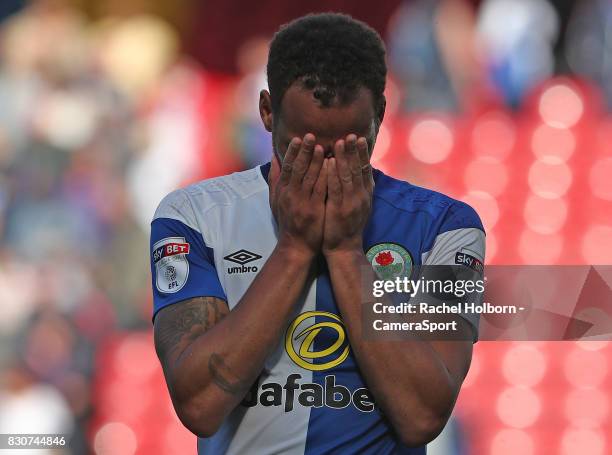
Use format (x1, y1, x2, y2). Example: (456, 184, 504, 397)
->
(267, 13, 387, 119)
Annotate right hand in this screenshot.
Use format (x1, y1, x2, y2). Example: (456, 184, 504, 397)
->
(268, 133, 328, 259)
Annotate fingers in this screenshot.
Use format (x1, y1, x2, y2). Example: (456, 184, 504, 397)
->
(312, 157, 328, 202)
(269, 151, 281, 188)
(279, 138, 301, 186)
(345, 134, 364, 191)
(357, 137, 373, 194)
(327, 157, 342, 205)
(276, 133, 370, 203)
(268, 152, 282, 221)
(334, 139, 353, 194)
(302, 144, 325, 194)
(289, 133, 315, 189)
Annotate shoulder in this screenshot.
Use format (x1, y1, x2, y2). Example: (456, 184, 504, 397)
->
(372, 169, 484, 234)
(153, 166, 267, 227)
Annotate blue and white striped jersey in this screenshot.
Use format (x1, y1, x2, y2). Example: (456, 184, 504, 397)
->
(150, 163, 485, 455)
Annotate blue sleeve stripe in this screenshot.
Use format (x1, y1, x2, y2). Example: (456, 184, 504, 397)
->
(150, 217, 227, 322)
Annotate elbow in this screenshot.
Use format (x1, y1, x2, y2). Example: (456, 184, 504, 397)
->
(181, 417, 220, 439)
(164, 370, 227, 438)
(395, 411, 450, 447)
(172, 395, 224, 439)
(395, 379, 458, 447)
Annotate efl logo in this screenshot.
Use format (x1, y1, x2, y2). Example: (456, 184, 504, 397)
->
(285, 311, 350, 371)
(224, 249, 262, 274)
(153, 237, 190, 293)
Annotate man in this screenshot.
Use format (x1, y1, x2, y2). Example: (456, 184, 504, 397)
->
(150, 13, 485, 455)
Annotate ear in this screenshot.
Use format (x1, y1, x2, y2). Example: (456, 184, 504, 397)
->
(259, 90, 274, 132)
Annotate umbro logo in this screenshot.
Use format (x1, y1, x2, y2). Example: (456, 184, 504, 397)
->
(224, 249, 262, 265)
(224, 249, 262, 274)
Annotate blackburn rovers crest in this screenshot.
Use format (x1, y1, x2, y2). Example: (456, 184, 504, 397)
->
(366, 243, 413, 280)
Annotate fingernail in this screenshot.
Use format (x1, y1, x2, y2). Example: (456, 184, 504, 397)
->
(304, 134, 315, 145)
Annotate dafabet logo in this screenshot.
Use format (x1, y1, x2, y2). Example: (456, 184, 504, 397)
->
(285, 311, 350, 371)
(240, 311, 376, 412)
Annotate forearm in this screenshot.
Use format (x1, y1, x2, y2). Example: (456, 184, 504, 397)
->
(162, 242, 314, 435)
(325, 250, 459, 444)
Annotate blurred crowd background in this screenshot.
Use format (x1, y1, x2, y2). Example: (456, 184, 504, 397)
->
(0, 0, 611, 454)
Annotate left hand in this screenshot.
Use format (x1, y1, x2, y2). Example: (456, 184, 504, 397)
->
(322, 134, 374, 256)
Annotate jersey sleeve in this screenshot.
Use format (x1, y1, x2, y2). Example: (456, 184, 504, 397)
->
(150, 190, 227, 322)
(422, 200, 486, 341)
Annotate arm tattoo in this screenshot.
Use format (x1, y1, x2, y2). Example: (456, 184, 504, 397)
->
(154, 296, 228, 365)
(208, 353, 252, 396)
(154, 297, 250, 397)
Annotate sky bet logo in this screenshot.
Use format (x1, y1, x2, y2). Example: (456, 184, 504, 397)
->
(224, 249, 262, 274)
(153, 241, 190, 263)
(455, 251, 484, 273)
(239, 311, 376, 413)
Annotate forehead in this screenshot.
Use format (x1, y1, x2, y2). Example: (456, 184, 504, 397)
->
(277, 83, 375, 140)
